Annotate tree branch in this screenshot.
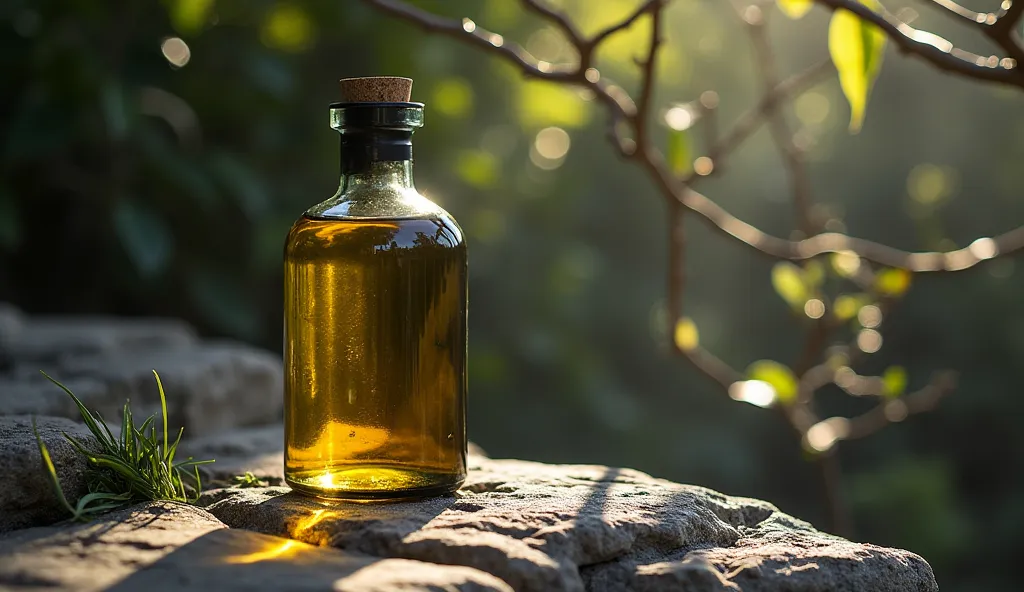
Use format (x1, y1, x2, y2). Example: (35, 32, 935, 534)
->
(363, 0, 1024, 273)
(844, 371, 958, 440)
(691, 60, 833, 180)
(522, 0, 584, 45)
(814, 0, 1024, 88)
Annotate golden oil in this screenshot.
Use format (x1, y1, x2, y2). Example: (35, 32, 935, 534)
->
(283, 78, 467, 498)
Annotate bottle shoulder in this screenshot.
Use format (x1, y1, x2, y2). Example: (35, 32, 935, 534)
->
(307, 185, 454, 221)
(286, 207, 465, 256)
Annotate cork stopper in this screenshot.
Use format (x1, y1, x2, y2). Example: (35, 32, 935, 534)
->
(339, 77, 413, 103)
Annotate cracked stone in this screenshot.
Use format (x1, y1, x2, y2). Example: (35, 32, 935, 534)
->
(0, 501, 511, 591)
(194, 427, 937, 592)
(0, 416, 98, 532)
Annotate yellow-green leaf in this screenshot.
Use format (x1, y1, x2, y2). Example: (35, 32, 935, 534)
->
(778, 0, 813, 19)
(803, 260, 826, 289)
(673, 317, 699, 351)
(882, 366, 908, 398)
(833, 293, 871, 321)
(874, 268, 912, 297)
(667, 129, 691, 176)
(828, 0, 886, 132)
(432, 78, 474, 119)
(455, 150, 498, 189)
(517, 81, 590, 129)
(261, 4, 315, 53)
(747, 360, 799, 404)
(167, 0, 215, 36)
(772, 262, 808, 308)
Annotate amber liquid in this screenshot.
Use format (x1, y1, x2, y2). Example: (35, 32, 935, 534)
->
(283, 214, 467, 498)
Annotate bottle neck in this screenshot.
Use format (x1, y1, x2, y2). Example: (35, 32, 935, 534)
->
(340, 159, 414, 193)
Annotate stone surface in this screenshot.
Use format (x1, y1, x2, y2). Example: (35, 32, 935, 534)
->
(0, 501, 511, 591)
(0, 415, 97, 532)
(196, 434, 938, 592)
(0, 303, 283, 436)
(181, 424, 286, 487)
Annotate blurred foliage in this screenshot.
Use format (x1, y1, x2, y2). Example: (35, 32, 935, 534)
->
(1, 0, 1023, 589)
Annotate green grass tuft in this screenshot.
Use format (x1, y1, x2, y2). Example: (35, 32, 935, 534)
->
(232, 471, 265, 488)
(33, 370, 215, 520)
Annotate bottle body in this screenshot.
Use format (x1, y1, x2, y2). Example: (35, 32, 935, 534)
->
(283, 100, 467, 498)
(284, 209, 467, 498)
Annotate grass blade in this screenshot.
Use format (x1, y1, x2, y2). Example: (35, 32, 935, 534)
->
(39, 369, 215, 517)
(166, 426, 184, 465)
(40, 372, 112, 450)
(32, 417, 80, 520)
(152, 370, 168, 456)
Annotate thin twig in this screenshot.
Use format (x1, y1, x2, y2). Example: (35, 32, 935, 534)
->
(812, 0, 1024, 87)
(920, 0, 987, 25)
(522, 0, 583, 45)
(742, 4, 817, 234)
(844, 371, 958, 440)
(634, 0, 664, 153)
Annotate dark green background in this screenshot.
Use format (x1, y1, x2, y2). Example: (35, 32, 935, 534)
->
(1, 1, 1021, 589)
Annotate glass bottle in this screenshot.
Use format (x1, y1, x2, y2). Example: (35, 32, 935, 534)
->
(283, 78, 467, 499)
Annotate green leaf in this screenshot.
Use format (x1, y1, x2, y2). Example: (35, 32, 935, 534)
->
(772, 262, 808, 308)
(828, 0, 887, 132)
(673, 317, 699, 351)
(778, 0, 813, 19)
(747, 360, 799, 404)
(112, 200, 174, 279)
(833, 293, 872, 321)
(667, 129, 691, 176)
(882, 366, 908, 397)
(874, 268, 912, 297)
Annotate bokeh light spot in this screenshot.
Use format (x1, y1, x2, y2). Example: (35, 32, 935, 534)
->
(664, 106, 694, 131)
(968, 237, 997, 260)
(804, 298, 825, 319)
(857, 329, 883, 353)
(806, 417, 850, 452)
(857, 304, 882, 328)
(261, 4, 314, 53)
(884, 399, 909, 422)
(161, 37, 191, 68)
(693, 156, 714, 176)
(795, 91, 830, 126)
(728, 380, 776, 407)
(531, 126, 571, 169)
(432, 78, 474, 118)
(907, 163, 956, 205)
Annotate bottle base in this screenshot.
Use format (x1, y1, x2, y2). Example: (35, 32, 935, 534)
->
(285, 465, 465, 500)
